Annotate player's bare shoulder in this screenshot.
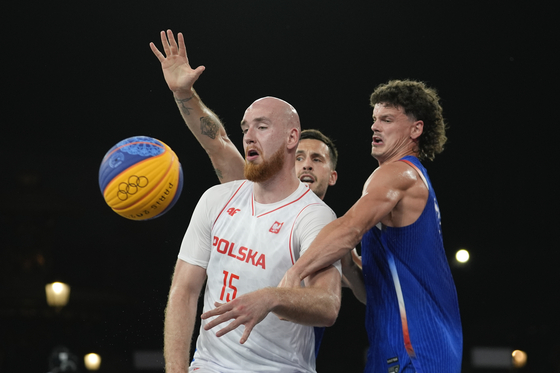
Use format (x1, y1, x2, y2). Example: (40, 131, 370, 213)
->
(361, 161, 428, 227)
(362, 161, 420, 196)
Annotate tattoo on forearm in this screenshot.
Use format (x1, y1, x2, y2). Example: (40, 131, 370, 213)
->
(214, 168, 223, 180)
(200, 116, 219, 139)
(175, 96, 194, 115)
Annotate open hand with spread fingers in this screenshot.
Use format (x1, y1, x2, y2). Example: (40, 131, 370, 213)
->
(201, 288, 275, 345)
(150, 30, 205, 95)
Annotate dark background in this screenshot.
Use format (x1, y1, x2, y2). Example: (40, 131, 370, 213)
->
(1, 0, 558, 372)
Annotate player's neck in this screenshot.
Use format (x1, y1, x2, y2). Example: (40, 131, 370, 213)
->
(253, 169, 300, 204)
(377, 149, 418, 167)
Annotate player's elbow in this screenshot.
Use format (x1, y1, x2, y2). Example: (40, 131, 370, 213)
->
(323, 312, 337, 328)
(322, 297, 341, 327)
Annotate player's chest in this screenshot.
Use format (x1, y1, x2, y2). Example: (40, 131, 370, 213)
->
(210, 197, 299, 271)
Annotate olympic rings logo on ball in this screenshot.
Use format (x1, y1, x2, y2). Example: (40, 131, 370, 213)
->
(117, 175, 149, 201)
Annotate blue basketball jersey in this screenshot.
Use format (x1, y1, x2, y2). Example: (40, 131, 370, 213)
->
(361, 155, 462, 373)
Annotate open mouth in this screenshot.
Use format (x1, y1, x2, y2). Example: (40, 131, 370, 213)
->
(372, 136, 383, 145)
(246, 148, 260, 160)
(299, 174, 315, 184)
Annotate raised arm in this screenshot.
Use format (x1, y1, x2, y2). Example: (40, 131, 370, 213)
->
(150, 30, 245, 183)
(164, 259, 207, 373)
(200, 265, 341, 344)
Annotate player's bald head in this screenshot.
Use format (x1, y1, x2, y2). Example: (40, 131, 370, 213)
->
(244, 97, 301, 133)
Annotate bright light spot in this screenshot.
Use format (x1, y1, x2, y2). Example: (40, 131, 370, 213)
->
(512, 350, 527, 368)
(45, 282, 70, 307)
(52, 282, 64, 294)
(84, 353, 101, 371)
(455, 249, 470, 263)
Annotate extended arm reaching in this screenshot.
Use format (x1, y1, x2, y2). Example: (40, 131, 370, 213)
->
(280, 161, 423, 287)
(200, 265, 341, 344)
(150, 30, 244, 182)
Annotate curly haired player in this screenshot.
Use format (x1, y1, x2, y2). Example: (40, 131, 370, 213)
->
(282, 80, 463, 373)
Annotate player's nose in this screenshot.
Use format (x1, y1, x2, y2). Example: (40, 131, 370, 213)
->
(244, 127, 256, 144)
(302, 159, 313, 170)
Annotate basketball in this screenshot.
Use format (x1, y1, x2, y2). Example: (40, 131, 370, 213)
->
(99, 136, 183, 220)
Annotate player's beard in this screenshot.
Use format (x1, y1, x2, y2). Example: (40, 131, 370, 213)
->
(244, 145, 285, 183)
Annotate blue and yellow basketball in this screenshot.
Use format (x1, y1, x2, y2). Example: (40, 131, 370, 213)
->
(99, 136, 183, 220)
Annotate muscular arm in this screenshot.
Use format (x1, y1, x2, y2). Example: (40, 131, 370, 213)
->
(272, 264, 341, 324)
(164, 259, 207, 373)
(150, 30, 245, 183)
(173, 89, 245, 182)
(281, 161, 424, 286)
(200, 265, 341, 344)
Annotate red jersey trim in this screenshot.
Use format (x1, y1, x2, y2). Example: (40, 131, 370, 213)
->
(212, 181, 248, 229)
(400, 160, 429, 190)
(288, 202, 321, 265)
(256, 187, 312, 218)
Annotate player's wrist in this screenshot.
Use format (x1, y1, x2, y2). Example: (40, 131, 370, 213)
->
(261, 288, 280, 311)
(173, 88, 194, 101)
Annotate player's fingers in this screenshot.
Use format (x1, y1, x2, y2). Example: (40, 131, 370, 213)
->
(203, 315, 226, 330)
(159, 30, 170, 56)
(167, 29, 179, 54)
(149, 43, 165, 62)
(177, 32, 188, 59)
(201, 304, 230, 320)
(203, 313, 230, 330)
(351, 248, 363, 268)
(214, 319, 243, 338)
(193, 65, 206, 77)
(239, 323, 254, 344)
(203, 305, 243, 330)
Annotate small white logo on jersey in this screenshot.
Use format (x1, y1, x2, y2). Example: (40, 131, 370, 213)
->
(269, 221, 284, 234)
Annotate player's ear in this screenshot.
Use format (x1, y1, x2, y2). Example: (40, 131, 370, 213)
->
(411, 120, 423, 140)
(287, 128, 299, 150)
(328, 170, 338, 186)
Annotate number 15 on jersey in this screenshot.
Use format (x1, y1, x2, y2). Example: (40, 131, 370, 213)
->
(220, 270, 239, 302)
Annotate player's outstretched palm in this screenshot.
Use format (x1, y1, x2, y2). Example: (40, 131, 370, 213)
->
(150, 30, 205, 94)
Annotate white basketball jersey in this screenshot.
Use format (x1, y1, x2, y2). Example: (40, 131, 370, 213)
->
(184, 180, 336, 373)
